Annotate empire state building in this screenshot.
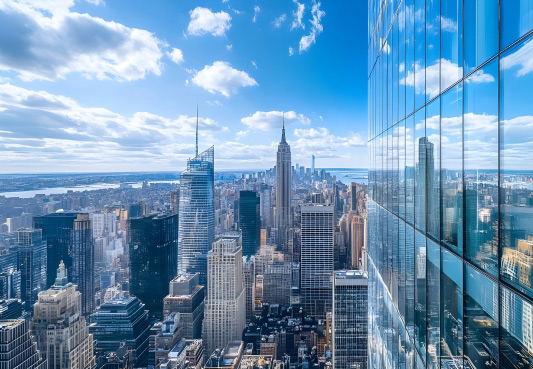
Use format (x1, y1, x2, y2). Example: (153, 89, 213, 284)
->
(275, 118, 291, 252)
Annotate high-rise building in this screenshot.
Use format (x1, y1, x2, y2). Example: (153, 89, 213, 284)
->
(0, 319, 47, 369)
(203, 234, 246, 355)
(0, 246, 21, 300)
(368, 1, 533, 367)
(71, 214, 95, 317)
(350, 216, 365, 270)
(90, 292, 151, 367)
(275, 120, 292, 252)
(33, 212, 77, 288)
(262, 262, 291, 306)
(242, 256, 255, 322)
(129, 213, 178, 318)
(178, 146, 215, 287)
(163, 273, 205, 339)
(332, 270, 368, 369)
(31, 261, 96, 369)
(0, 299, 23, 319)
(300, 205, 334, 319)
(259, 184, 273, 228)
(311, 155, 315, 175)
(239, 191, 261, 257)
(15, 229, 47, 311)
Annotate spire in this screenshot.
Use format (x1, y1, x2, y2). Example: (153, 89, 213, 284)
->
(196, 103, 199, 157)
(281, 112, 286, 143)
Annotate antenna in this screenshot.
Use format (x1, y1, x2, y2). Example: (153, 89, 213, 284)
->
(196, 103, 199, 157)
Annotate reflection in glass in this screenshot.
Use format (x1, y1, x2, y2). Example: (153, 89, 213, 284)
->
(414, 108, 426, 231)
(414, 231, 426, 360)
(406, 116, 415, 224)
(441, 84, 463, 254)
(500, 35, 533, 298)
(464, 0, 498, 72)
(414, 0, 426, 109)
(441, 0, 463, 91)
(464, 59, 498, 276)
(426, 98, 440, 241)
(440, 248, 463, 368)
(501, 0, 533, 50)
(426, 240, 440, 368)
(464, 265, 499, 369)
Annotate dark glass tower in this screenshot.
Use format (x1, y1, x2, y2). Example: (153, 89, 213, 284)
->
(129, 213, 178, 318)
(178, 146, 215, 287)
(239, 190, 260, 257)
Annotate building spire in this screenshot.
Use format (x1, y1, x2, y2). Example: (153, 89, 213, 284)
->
(196, 103, 199, 157)
(281, 112, 286, 143)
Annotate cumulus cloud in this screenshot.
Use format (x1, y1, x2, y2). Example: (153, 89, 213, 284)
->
(292, 127, 365, 158)
(0, 1, 164, 81)
(501, 38, 533, 77)
(192, 61, 257, 97)
(167, 48, 184, 64)
(187, 7, 231, 37)
(241, 110, 311, 131)
(289, 47, 294, 56)
(291, 0, 305, 30)
(226, 44, 233, 51)
(273, 13, 287, 28)
(299, 1, 325, 53)
(0, 83, 227, 171)
(236, 130, 249, 140)
(401, 59, 493, 98)
(252, 5, 260, 23)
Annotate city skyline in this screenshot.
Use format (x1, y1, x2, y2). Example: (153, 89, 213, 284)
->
(0, 0, 368, 173)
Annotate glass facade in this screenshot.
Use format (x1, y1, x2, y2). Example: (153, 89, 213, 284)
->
(178, 146, 215, 288)
(368, 1, 533, 368)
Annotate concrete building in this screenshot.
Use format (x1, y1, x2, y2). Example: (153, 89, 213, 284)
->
(31, 261, 96, 369)
(275, 121, 292, 252)
(243, 256, 256, 322)
(203, 234, 246, 355)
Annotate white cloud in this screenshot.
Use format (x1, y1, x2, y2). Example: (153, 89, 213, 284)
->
(191, 61, 257, 97)
(187, 7, 231, 37)
(299, 1, 325, 53)
(380, 38, 390, 54)
(251, 61, 257, 69)
(501, 38, 533, 77)
(0, 82, 229, 171)
(0, 1, 164, 81)
(401, 59, 493, 98)
(241, 110, 311, 131)
(273, 13, 287, 28)
(85, 0, 105, 5)
(440, 16, 458, 32)
(167, 48, 184, 64)
(236, 130, 249, 140)
(226, 44, 233, 51)
(291, 0, 305, 30)
(292, 127, 365, 158)
(252, 5, 260, 23)
(289, 47, 294, 56)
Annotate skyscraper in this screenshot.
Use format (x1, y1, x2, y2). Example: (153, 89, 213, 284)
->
(311, 154, 315, 175)
(300, 205, 334, 319)
(203, 234, 246, 355)
(178, 142, 215, 287)
(31, 261, 96, 369)
(239, 190, 260, 257)
(0, 319, 47, 369)
(90, 292, 151, 367)
(71, 214, 95, 317)
(15, 228, 47, 311)
(129, 213, 178, 318)
(275, 118, 292, 252)
(368, 1, 533, 368)
(332, 270, 368, 369)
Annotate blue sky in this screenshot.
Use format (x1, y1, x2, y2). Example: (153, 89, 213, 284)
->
(0, 0, 368, 172)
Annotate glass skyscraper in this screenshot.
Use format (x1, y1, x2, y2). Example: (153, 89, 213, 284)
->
(368, 1, 533, 368)
(178, 146, 215, 287)
(239, 190, 261, 257)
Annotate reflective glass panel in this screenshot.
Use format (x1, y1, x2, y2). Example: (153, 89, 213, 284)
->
(414, 231, 426, 359)
(426, 0, 441, 99)
(426, 98, 440, 241)
(426, 239, 440, 369)
(464, 60, 498, 276)
(501, 0, 533, 50)
(406, 115, 415, 224)
(414, 108, 426, 231)
(464, 0, 498, 72)
(414, 0, 426, 108)
(441, 0, 463, 91)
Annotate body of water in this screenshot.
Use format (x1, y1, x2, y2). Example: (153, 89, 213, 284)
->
(324, 168, 368, 185)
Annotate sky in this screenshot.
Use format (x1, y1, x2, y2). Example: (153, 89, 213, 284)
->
(0, 0, 368, 173)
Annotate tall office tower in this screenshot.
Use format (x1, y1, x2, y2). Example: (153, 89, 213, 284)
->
(300, 205, 334, 319)
(259, 183, 273, 228)
(33, 212, 77, 288)
(32, 262, 96, 369)
(0, 299, 23, 319)
(0, 247, 21, 300)
(129, 213, 178, 318)
(163, 273, 205, 339)
(239, 191, 261, 256)
(203, 234, 246, 355)
(170, 189, 180, 214)
(242, 256, 256, 322)
(368, 1, 533, 368)
(351, 216, 365, 270)
(90, 292, 151, 367)
(71, 214, 94, 317)
(262, 262, 292, 306)
(332, 270, 368, 369)
(275, 120, 292, 252)
(178, 146, 215, 287)
(0, 319, 47, 369)
(15, 229, 47, 311)
(350, 182, 358, 213)
(90, 212, 116, 239)
(311, 155, 315, 175)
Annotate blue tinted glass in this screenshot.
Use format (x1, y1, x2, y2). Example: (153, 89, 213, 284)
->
(464, 0, 498, 72)
(501, 0, 533, 50)
(414, 108, 426, 231)
(441, 0, 463, 91)
(426, 239, 440, 368)
(414, 0, 426, 109)
(426, 98, 440, 241)
(414, 231, 427, 359)
(426, 0, 441, 99)
(406, 115, 415, 224)
(405, 0, 415, 114)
